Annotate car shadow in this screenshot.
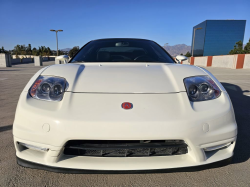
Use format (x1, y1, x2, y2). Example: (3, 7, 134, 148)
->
(0, 69, 19, 71)
(12, 62, 34, 65)
(0, 125, 12, 132)
(221, 82, 250, 164)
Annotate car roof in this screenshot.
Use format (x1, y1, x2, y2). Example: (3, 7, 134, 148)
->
(91, 38, 154, 42)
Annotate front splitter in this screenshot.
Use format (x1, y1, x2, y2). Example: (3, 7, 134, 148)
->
(16, 156, 232, 174)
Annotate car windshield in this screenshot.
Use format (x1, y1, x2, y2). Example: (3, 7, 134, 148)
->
(70, 39, 174, 63)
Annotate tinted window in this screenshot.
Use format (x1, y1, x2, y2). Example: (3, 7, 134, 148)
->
(70, 39, 174, 63)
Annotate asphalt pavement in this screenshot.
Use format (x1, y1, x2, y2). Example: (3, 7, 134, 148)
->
(0, 61, 250, 187)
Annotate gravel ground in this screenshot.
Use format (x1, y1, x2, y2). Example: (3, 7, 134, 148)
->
(0, 62, 250, 187)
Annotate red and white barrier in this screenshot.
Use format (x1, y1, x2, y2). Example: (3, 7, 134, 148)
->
(187, 54, 249, 69)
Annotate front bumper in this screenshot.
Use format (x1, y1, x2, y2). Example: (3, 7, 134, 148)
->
(13, 91, 237, 171)
(14, 136, 236, 171)
(16, 156, 233, 174)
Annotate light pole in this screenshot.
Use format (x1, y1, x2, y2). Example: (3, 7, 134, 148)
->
(191, 27, 202, 57)
(50, 29, 63, 56)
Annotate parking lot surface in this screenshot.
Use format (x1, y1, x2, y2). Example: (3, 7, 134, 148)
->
(0, 62, 250, 187)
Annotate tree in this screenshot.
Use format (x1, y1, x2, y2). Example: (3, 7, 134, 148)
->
(184, 51, 191, 57)
(244, 38, 250, 54)
(57, 50, 65, 55)
(32, 47, 39, 56)
(26, 44, 32, 56)
(229, 40, 245, 54)
(43, 47, 48, 56)
(68, 47, 79, 57)
(20, 45, 27, 57)
(38, 46, 47, 56)
(13, 44, 21, 58)
(0, 46, 6, 53)
(47, 47, 52, 56)
(46, 47, 52, 60)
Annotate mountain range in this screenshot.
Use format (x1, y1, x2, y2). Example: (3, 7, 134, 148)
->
(60, 48, 72, 52)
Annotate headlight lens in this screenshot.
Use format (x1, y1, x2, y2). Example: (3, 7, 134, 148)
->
(184, 76, 221, 102)
(29, 76, 66, 101)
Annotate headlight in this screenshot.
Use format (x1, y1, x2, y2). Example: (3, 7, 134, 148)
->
(29, 76, 66, 101)
(184, 76, 221, 102)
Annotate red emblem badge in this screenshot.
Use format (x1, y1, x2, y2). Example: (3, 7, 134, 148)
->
(122, 102, 133, 109)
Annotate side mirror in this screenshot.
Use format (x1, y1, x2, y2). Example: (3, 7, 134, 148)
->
(175, 55, 188, 64)
(55, 55, 69, 64)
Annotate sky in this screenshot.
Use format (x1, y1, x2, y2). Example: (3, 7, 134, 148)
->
(0, 0, 249, 50)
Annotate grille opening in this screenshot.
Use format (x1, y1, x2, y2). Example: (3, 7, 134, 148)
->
(64, 140, 188, 157)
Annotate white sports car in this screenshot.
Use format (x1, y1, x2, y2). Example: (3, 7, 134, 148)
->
(13, 38, 237, 173)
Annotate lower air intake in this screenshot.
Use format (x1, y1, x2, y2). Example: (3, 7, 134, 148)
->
(64, 140, 188, 157)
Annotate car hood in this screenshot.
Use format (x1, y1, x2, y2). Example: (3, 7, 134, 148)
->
(41, 63, 207, 93)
